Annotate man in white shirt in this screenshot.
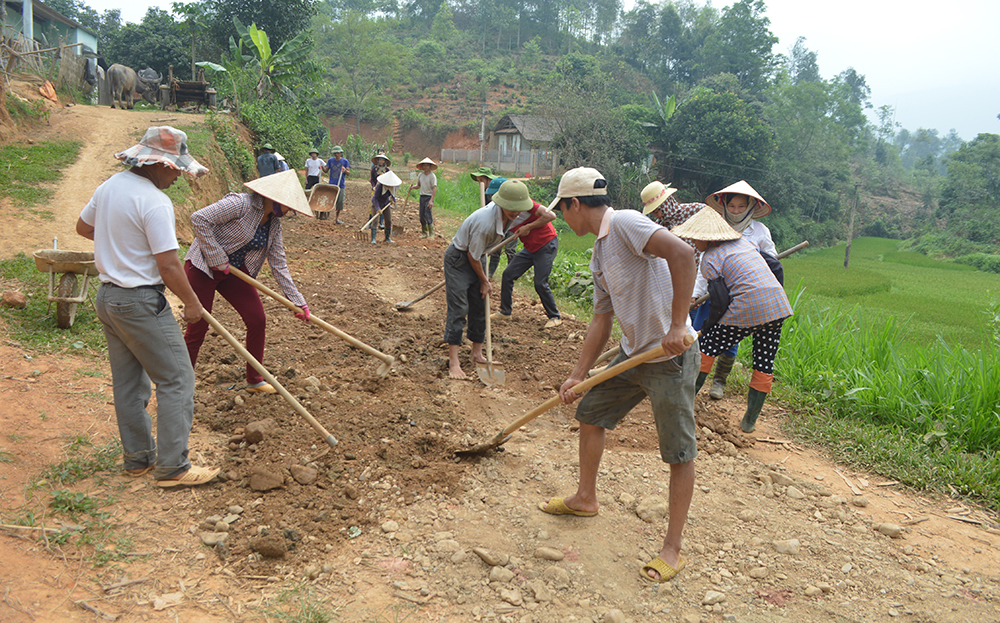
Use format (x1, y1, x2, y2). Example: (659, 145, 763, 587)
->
(304, 149, 323, 190)
(76, 126, 219, 488)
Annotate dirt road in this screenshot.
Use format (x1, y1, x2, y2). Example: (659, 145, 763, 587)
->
(1, 103, 999, 623)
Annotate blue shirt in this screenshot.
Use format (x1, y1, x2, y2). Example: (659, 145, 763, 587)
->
(327, 157, 349, 187)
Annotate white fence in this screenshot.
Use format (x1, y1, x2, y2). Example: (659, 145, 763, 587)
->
(440, 148, 558, 178)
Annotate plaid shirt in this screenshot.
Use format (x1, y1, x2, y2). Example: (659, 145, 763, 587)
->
(186, 193, 306, 307)
(701, 237, 791, 328)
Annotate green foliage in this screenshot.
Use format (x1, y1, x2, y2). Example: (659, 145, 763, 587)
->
(205, 112, 256, 181)
(264, 585, 339, 623)
(0, 141, 81, 208)
(50, 490, 105, 519)
(208, 0, 318, 52)
(101, 7, 187, 78)
(956, 253, 1000, 274)
(5, 95, 50, 123)
(241, 99, 314, 165)
(37, 437, 121, 486)
(662, 89, 774, 197)
(0, 255, 106, 354)
(231, 18, 317, 101)
(698, 0, 778, 93)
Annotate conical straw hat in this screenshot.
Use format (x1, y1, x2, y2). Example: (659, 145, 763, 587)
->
(376, 170, 402, 187)
(671, 206, 742, 241)
(641, 181, 678, 215)
(416, 157, 438, 170)
(705, 180, 771, 218)
(244, 170, 313, 217)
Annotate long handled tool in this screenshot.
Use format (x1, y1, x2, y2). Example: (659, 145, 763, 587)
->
(201, 310, 338, 448)
(477, 295, 505, 386)
(229, 267, 395, 377)
(395, 233, 520, 310)
(590, 240, 810, 372)
(457, 333, 696, 456)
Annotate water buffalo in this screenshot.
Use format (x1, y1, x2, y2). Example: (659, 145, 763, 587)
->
(108, 64, 162, 109)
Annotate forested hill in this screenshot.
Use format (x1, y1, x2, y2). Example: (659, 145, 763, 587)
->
(49, 0, 1000, 260)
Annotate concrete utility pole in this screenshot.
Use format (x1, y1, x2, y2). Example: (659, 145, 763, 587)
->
(478, 103, 486, 166)
(844, 183, 860, 269)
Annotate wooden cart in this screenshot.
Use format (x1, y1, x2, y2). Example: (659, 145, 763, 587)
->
(159, 66, 217, 111)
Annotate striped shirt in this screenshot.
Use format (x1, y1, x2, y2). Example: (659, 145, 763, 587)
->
(701, 237, 792, 328)
(186, 193, 306, 307)
(591, 208, 693, 361)
(694, 219, 776, 298)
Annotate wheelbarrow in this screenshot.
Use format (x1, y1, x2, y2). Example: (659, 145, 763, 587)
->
(308, 183, 340, 215)
(32, 242, 98, 328)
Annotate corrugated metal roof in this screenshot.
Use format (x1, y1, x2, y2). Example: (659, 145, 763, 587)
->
(494, 115, 563, 143)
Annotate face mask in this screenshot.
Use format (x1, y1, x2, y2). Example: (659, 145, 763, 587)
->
(272, 202, 285, 218)
(722, 196, 756, 233)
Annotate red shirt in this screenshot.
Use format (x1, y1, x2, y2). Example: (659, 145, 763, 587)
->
(510, 201, 557, 253)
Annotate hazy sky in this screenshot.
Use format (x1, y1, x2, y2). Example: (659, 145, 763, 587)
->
(84, 0, 1000, 140)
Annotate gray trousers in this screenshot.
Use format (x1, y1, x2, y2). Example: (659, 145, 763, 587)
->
(500, 237, 560, 319)
(95, 283, 194, 480)
(443, 245, 486, 345)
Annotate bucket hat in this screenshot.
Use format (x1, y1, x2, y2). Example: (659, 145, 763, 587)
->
(376, 170, 402, 187)
(486, 176, 508, 196)
(470, 166, 497, 181)
(547, 167, 607, 211)
(493, 180, 533, 212)
(705, 180, 771, 218)
(416, 157, 438, 171)
(641, 181, 678, 215)
(244, 169, 313, 217)
(115, 126, 208, 177)
(670, 206, 741, 241)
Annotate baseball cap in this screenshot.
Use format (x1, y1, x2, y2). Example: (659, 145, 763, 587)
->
(547, 167, 607, 210)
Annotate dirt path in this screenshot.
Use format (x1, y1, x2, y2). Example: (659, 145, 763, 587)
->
(2, 105, 1000, 623)
(0, 105, 202, 257)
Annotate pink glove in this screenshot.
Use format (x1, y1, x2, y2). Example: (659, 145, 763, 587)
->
(294, 304, 310, 322)
(213, 263, 230, 275)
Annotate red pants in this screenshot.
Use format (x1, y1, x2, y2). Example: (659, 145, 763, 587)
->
(184, 261, 266, 385)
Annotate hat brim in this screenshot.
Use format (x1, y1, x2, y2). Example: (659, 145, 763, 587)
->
(671, 206, 742, 241)
(642, 186, 678, 215)
(115, 145, 209, 177)
(470, 169, 497, 181)
(377, 170, 402, 187)
(244, 170, 313, 217)
(706, 181, 771, 218)
(372, 155, 392, 165)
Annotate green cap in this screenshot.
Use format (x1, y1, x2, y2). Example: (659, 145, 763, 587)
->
(469, 166, 496, 181)
(332, 145, 344, 154)
(261, 143, 274, 150)
(492, 180, 533, 212)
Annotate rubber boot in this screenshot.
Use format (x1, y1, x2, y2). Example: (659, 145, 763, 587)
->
(428, 224, 434, 238)
(709, 354, 736, 400)
(370, 227, 377, 244)
(695, 371, 709, 394)
(741, 389, 768, 433)
(419, 224, 429, 239)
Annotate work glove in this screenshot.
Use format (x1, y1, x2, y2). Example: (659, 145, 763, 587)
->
(213, 263, 230, 275)
(294, 304, 310, 322)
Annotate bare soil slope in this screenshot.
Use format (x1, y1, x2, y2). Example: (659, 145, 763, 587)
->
(1, 104, 999, 623)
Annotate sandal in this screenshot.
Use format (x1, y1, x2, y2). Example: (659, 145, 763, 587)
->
(125, 465, 154, 477)
(246, 383, 277, 394)
(640, 556, 686, 583)
(156, 465, 220, 488)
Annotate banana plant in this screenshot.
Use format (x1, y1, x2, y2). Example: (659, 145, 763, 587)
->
(230, 18, 313, 101)
(648, 91, 677, 129)
(195, 61, 239, 116)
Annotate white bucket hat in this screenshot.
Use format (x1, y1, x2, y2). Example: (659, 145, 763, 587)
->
(244, 169, 313, 217)
(115, 126, 208, 177)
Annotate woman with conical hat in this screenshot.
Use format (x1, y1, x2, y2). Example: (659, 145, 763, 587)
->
(371, 169, 402, 244)
(691, 180, 778, 401)
(671, 204, 792, 434)
(184, 170, 313, 394)
(370, 151, 392, 230)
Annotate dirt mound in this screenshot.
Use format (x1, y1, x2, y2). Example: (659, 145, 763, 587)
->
(2, 105, 999, 623)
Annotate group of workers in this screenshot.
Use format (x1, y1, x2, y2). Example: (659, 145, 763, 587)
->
(80, 125, 791, 586)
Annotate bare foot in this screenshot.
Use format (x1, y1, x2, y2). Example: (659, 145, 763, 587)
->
(449, 363, 467, 379)
(472, 355, 488, 364)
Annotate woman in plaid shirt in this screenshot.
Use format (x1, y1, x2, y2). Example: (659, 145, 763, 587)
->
(184, 171, 313, 394)
(672, 205, 792, 434)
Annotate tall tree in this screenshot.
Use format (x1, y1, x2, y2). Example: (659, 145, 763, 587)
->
(937, 133, 1000, 244)
(207, 0, 318, 51)
(698, 0, 777, 93)
(788, 37, 819, 84)
(102, 8, 187, 76)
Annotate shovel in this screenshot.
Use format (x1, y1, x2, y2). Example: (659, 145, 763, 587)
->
(395, 233, 520, 310)
(228, 267, 395, 377)
(457, 333, 697, 456)
(477, 295, 505, 386)
(589, 240, 811, 375)
(201, 309, 338, 448)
